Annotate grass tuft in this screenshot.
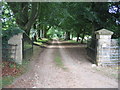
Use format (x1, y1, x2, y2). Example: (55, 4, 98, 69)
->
(54, 56, 64, 67)
(54, 54, 67, 70)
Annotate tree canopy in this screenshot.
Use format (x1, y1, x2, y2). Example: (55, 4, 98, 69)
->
(2, 2, 120, 42)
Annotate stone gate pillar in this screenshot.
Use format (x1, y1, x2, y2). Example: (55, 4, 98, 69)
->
(95, 29, 113, 66)
(8, 33, 23, 64)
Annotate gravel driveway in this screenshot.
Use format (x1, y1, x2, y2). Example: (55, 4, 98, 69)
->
(6, 40, 118, 88)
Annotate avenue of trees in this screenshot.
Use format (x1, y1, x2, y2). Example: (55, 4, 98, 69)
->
(2, 2, 120, 43)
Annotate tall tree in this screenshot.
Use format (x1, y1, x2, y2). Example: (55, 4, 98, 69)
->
(7, 2, 40, 36)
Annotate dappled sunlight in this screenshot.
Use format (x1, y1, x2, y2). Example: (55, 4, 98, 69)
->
(46, 40, 86, 48)
(47, 45, 86, 48)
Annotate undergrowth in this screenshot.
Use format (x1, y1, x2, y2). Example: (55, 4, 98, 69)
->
(2, 60, 30, 88)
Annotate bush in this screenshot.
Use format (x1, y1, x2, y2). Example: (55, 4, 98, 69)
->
(2, 27, 24, 41)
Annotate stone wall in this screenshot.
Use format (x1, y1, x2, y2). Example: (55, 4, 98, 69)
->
(8, 33, 23, 64)
(95, 29, 119, 66)
(110, 39, 119, 65)
(111, 39, 118, 46)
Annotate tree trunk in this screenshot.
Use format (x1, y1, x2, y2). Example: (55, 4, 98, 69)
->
(33, 23, 37, 41)
(8, 2, 40, 36)
(44, 26, 51, 38)
(76, 33, 79, 42)
(44, 31, 47, 38)
(81, 29, 85, 44)
(37, 24, 41, 39)
(71, 33, 73, 39)
(38, 30, 41, 39)
(66, 31, 70, 40)
(34, 34, 37, 41)
(42, 29, 44, 38)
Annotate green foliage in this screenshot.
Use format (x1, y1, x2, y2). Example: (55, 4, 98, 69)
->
(34, 42, 43, 46)
(33, 38, 49, 47)
(2, 27, 24, 62)
(9, 63, 15, 68)
(37, 38, 49, 43)
(3, 2, 120, 40)
(7, 2, 40, 35)
(2, 27, 24, 41)
(2, 2, 17, 30)
(24, 42, 32, 50)
(2, 76, 15, 88)
(47, 27, 64, 39)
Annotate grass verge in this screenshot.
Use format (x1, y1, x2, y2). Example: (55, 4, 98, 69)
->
(37, 38, 49, 43)
(2, 76, 14, 88)
(33, 42, 47, 47)
(67, 40, 80, 43)
(34, 38, 50, 47)
(34, 42, 43, 46)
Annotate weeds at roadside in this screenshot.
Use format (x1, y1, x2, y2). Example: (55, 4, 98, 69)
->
(93, 66, 118, 80)
(2, 76, 15, 88)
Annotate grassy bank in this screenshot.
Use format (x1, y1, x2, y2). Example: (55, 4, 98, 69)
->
(33, 38, 50, 47)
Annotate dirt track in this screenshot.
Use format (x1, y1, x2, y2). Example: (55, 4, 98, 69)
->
(7, 40, 118, 88)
